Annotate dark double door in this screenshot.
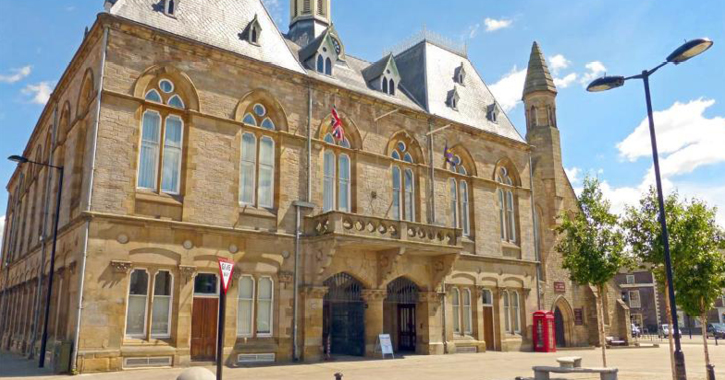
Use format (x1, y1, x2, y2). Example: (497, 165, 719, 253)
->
(325, 301, 365, 356)
(398, 304, 416, 352)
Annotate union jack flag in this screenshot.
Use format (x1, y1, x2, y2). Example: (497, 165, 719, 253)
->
(330, 106, 345, 142)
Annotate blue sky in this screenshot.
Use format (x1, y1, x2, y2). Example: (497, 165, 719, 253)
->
(0, 0, 724, 240)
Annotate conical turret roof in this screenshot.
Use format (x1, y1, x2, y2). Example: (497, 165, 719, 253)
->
(523, 42, 557, 98)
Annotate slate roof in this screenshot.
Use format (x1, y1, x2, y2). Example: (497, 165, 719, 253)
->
(361, 54, 393, 83)
(108, 0, 305, 74)
(523, 42, 557, 97)
(108, 0, 526, 144)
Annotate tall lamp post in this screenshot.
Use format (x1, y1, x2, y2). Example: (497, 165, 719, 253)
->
(8, 155, 64, 368)
(587, 38, 714, 380)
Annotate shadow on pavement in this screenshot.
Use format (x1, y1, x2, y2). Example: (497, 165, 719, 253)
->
(0, 353, 56, 378)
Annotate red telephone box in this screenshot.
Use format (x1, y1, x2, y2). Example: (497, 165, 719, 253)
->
(533, 311, 556, 353)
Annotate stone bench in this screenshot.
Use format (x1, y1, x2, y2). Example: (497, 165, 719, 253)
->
(533, 366, 618, 380)
(556, 356, 582, 368)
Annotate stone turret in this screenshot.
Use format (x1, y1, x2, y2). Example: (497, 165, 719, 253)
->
(288, 0, 332, 46)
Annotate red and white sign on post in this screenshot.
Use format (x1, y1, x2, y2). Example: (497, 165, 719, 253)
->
(218, 258, 235, 295)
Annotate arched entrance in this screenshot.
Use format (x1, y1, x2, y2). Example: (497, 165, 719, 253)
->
(323, 273, 365, 356)
(384, 277, 419, 352)
(552, 297, 575, 348)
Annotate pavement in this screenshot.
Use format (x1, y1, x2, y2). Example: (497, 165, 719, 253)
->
(1, 338, 724, 380)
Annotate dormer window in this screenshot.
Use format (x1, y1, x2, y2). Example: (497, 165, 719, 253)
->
(316, 52, 333, 75)
(455, 64, 466, 85)
(164, 0, 176, 16)
(242, 15, 263, 46)
(447, 89, 460, 110)
(487, 103, 500, 123)
(381, 75, 396, 96)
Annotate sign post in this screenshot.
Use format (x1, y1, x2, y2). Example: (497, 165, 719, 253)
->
(217, 259, 234, 380)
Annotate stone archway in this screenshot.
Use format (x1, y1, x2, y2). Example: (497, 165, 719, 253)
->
(384, 277, 420, 353)
(323, 273, 366, 357)
(552, 296, 575, 347)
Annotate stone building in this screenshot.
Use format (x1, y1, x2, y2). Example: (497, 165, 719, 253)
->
(0, 0, 627, 373)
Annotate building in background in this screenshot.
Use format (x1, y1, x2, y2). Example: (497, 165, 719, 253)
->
(0, 0, 629, 373)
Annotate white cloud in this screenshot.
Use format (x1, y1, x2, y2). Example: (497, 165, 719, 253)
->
(618, 99, 725, 178)
(465, 23, 481, 39)
(580, 61, 607, 86)
(548, 54, 571, 75)
(554, 73, 578, 89)
(0, 66, 32, 84)
(0, 216, 4, 249)
(484, 18, 513, 32)
(21, 81, 54, 105)
(565, 167, 582, 184)
(489, 66, 527, 112)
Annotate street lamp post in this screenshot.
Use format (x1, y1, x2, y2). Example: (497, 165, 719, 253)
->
(8, 155, 64, 368)
(587, 38, 714, 380)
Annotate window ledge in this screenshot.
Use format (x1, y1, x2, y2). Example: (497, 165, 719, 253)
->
(501, 241, 521, 250)
(121, 338, 174, 347)
(240, 206, 277, 219)
(136, 191, 183, 206)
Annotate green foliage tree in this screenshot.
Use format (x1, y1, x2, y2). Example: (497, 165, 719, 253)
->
(671, 200, 725, 375)
(555, 177, 627, 367)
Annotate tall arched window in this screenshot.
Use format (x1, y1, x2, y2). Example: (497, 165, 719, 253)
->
(511, 291, 521, 334)
(138, 78, 187, 195)
(240, 102, 279, 209)
(497, 167, 517, 243)
(447, 151, 472, 236)
(452, 288, 461, 334)
(463, 288, 472, 334)
(322, 134, 352, 212)
(325, 57, 333, 75)
(389, 79, 396, 96)
(317, 55, 325, 73)
(503, 290, 511, 334)
(390, 138, 418, 222)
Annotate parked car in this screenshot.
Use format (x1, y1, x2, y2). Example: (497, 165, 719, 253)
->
(661, 324, 683, 337)
(707, 323, 725, 339)
(631, 324, 642, 338)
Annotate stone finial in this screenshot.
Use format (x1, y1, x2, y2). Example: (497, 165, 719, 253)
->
(523, 41, 558, 99)
(110, 260, 133, 274)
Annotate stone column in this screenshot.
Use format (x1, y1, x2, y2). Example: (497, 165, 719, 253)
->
(361, 289, 386, 357)
(176, 265, 196, 367)
(417, 291, 444, 355)
(300, 286, 327, 362)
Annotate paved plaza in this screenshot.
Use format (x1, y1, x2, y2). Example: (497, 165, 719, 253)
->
(2, 339, 724, 380)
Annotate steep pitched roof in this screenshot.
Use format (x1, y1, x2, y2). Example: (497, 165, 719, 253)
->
(396, 41, 524, 143)
(108, 0, 305, 74)
(523, 41, 557, 97)
(362, 54, 397, 83)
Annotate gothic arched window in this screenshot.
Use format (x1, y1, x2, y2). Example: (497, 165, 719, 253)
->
(239, 101, 280, 209)
(497, 167, 517, 243)
(447, 150, 473, 236)
(138, 77, 187, 195)
(390, 139, 417, 222)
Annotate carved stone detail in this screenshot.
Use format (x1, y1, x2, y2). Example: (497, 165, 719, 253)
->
(279, 271, 294, 285)
(418, 291, 441, 303)
(361, 289, 387, 302)
(110, 260, 133, 274)
(178, 265, 197, 278)
(301, 286, 329, 299)
(377, 247, 405, 287)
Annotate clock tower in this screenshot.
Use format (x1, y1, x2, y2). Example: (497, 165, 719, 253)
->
(288, 0, 332, 46)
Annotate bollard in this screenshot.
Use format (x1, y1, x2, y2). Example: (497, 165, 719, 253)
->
(334, 373, 344, 380)
(707, 364, 716, 380)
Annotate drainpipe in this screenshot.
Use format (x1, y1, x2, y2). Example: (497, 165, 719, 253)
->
(29, 105, 59, 359)
(307, 86, 313, 202)
(292, 201, 314, 361)
(71, 25, 109, 373)
(441, 281, 448, 354)
(427, 119, 436, 224)
(529, 152, 543, 311)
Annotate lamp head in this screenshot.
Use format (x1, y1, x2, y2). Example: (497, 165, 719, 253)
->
(587, 76, 626, 93)
(667, 38, 714, 64)
(8, 155, 29, 164)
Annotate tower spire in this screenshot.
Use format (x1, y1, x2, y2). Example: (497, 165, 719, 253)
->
(523, 42, 557, 99)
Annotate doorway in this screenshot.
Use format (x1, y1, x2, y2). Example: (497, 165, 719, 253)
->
(385, 277, 419, 353)
(555, 307, 566, 347)
(191, 273, 219, 361)
(323, 273, 365, 357)
(481, 289, 496, 351)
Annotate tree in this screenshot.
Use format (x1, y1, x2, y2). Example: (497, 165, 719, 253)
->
(555, 177, 627, 367)
(671, 200, 725, 377)
(622, 187, 685, 380)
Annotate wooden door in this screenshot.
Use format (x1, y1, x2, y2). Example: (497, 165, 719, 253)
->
(398, 305, 416, 352)
(191, 297, 218, 361)
(483, 307, 495, 351)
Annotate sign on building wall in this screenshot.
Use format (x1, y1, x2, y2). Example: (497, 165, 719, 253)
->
(554, 282, 566, 293)
(574, 308, 584, 326)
